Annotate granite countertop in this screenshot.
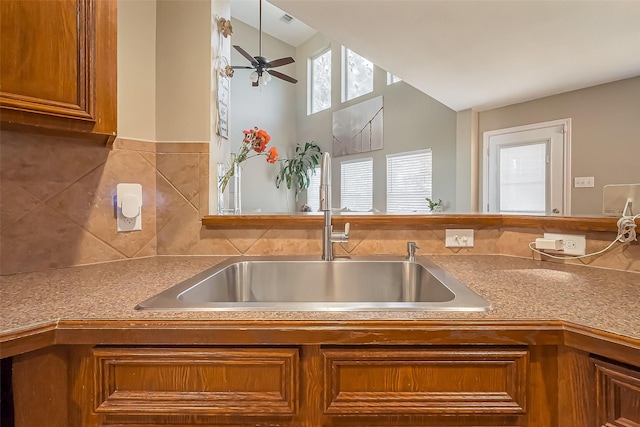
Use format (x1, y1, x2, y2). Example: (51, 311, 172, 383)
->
(1, 255, 639, 340)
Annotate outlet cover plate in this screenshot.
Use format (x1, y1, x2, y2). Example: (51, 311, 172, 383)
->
(543, 233, 586, 256)
(445, 229, 474, 247)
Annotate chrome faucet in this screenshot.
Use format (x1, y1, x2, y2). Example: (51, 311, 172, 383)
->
(320, 152, 350, 260)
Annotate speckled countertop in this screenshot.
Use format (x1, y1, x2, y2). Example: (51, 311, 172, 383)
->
(1, 255, 639, 340)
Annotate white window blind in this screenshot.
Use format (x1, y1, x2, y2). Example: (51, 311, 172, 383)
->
(306, 166, 321, 212)
(386, 150, 432, 213)
(340, 158, 373, 211)
(498, 142, 546, 214)
(310, 49, 331, 114)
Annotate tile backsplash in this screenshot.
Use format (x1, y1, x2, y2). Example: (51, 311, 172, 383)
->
(1, 130, 637, 274)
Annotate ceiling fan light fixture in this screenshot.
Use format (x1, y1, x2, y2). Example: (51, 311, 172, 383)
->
(230, 0, 298, 87)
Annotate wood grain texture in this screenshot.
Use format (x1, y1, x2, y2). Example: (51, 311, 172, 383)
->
(593, 357, 640, 426)
(322, 347, 528, 415)
(12, 346, 70, 427)
(202, 213, 625, 232)
(557, 346, 596, 427)
(92, 347, 299, 416)
(0, 0, 116, 140)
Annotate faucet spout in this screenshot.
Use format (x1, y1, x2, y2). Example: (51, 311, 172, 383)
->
(320, 152, 349, 261)
(320, 152, 331, 212)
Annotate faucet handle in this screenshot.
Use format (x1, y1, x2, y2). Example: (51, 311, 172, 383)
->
(344, 222, 350, 237)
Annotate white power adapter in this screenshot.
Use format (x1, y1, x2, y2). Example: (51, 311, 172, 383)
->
(534, 238, 563, 250)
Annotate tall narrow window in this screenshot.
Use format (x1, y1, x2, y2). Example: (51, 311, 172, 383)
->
(309, 48, 331, 114)
(340, 158, 373, 211)
(342, 47, 373, 101)
(387, 72, 401, 85)
(386, 150, 432, 213)
(306, 166, 321, 212)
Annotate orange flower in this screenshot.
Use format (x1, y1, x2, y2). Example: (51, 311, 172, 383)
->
(253, 138, 267, 153)
(256, 129, 271, 144)
(266, 147, 279, 164)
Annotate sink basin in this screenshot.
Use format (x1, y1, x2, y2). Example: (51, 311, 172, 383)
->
(135, 256, 490, 311)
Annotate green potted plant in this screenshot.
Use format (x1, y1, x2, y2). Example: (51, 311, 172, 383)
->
(426, 197, 443, 213)
(275, 142, 322, 201)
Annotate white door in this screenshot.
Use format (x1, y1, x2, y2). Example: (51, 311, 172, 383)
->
(483, 120, 571, 216)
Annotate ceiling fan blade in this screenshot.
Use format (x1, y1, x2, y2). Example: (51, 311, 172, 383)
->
(252, 80, 259, 87)
(268, 69, 298, 84)
(267, 57, 295, 68)
(230, 65, 254, 69)
(233, 45, 258, 67)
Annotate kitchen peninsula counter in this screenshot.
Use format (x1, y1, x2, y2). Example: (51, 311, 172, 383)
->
(1, 254, 639, 358)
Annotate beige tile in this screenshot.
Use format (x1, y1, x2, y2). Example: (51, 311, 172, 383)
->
(139, 151, 157, 167)
(46, 150, 157, 258)
(134, 236, 158, 258)
(157, 202, 238, 255)
(219, 229, 268, 253)
(0, 180, 42, 230)
(245, 229, 322, 256)
(0, 204, 125, 275)
(0, 130, 109, 202)
(498, 228, 544, 257)
(156, 173, 188, 230)
(198, 153, 210, 217)
(189, 227, 243, 255)
(156, 142, 209, 153)
(156, 153, 200, 202)
(350, 229, 443, 256)
(112, 138, 157, 153)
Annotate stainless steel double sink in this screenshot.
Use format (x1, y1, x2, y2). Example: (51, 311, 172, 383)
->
(136, 256, 490, 312)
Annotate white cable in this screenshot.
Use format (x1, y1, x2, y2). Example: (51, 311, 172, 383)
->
(528, 214, 639, 260)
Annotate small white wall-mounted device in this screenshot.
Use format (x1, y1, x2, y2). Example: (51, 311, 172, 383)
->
(116, 183, 142, 232)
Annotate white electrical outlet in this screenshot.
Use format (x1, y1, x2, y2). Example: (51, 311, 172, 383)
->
(445, 229, 474, 247)
(543, 233, 586, 256)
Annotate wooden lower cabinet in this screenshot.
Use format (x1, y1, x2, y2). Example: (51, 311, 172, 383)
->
(11, 343, 594, 426)
(78, 345, 537, 426)
(592, 357, 640, 427)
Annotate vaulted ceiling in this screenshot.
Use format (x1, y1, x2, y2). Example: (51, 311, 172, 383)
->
(266, 0, 640, 111)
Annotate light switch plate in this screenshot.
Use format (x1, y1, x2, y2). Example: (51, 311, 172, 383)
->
(574, 176, 595, 188)
(445, 229, 474, 247)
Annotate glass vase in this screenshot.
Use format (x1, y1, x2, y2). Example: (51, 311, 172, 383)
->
(217, 155, 241, 215)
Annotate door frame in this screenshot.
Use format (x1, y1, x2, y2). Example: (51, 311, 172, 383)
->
(481, 118, 572, 215)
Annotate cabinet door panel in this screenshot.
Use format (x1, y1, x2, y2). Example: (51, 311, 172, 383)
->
(93, 347, 299, 417)
(322, 347, 528, 416)
(593, 358, 640, 426)
(1, 0, 94, 120)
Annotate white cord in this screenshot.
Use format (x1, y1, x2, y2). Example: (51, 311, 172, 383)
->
(528, 214, 639, 260)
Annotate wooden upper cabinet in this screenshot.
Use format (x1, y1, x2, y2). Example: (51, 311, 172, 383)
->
(0, 0, 116, 142)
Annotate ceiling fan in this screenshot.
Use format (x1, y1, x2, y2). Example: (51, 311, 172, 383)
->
(231, 0, 298, 86)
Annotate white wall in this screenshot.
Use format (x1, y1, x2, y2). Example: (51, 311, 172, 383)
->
(478, 76, 640, 216)
(228, 20, 298, 212)
(117, 0, 157, 140)
(156, 0, 212, 142)
(294, 33, 458, 212)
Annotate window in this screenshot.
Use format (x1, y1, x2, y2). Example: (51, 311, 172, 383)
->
(387, 72, 401, 85)
(386, 150, 433, 213)
(309, 48, 331, 114)
(342, 47, 373, 101)
(483, 119, 570, 216)
(306, 166, 321, 212)
(340, 158, 373, 211)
